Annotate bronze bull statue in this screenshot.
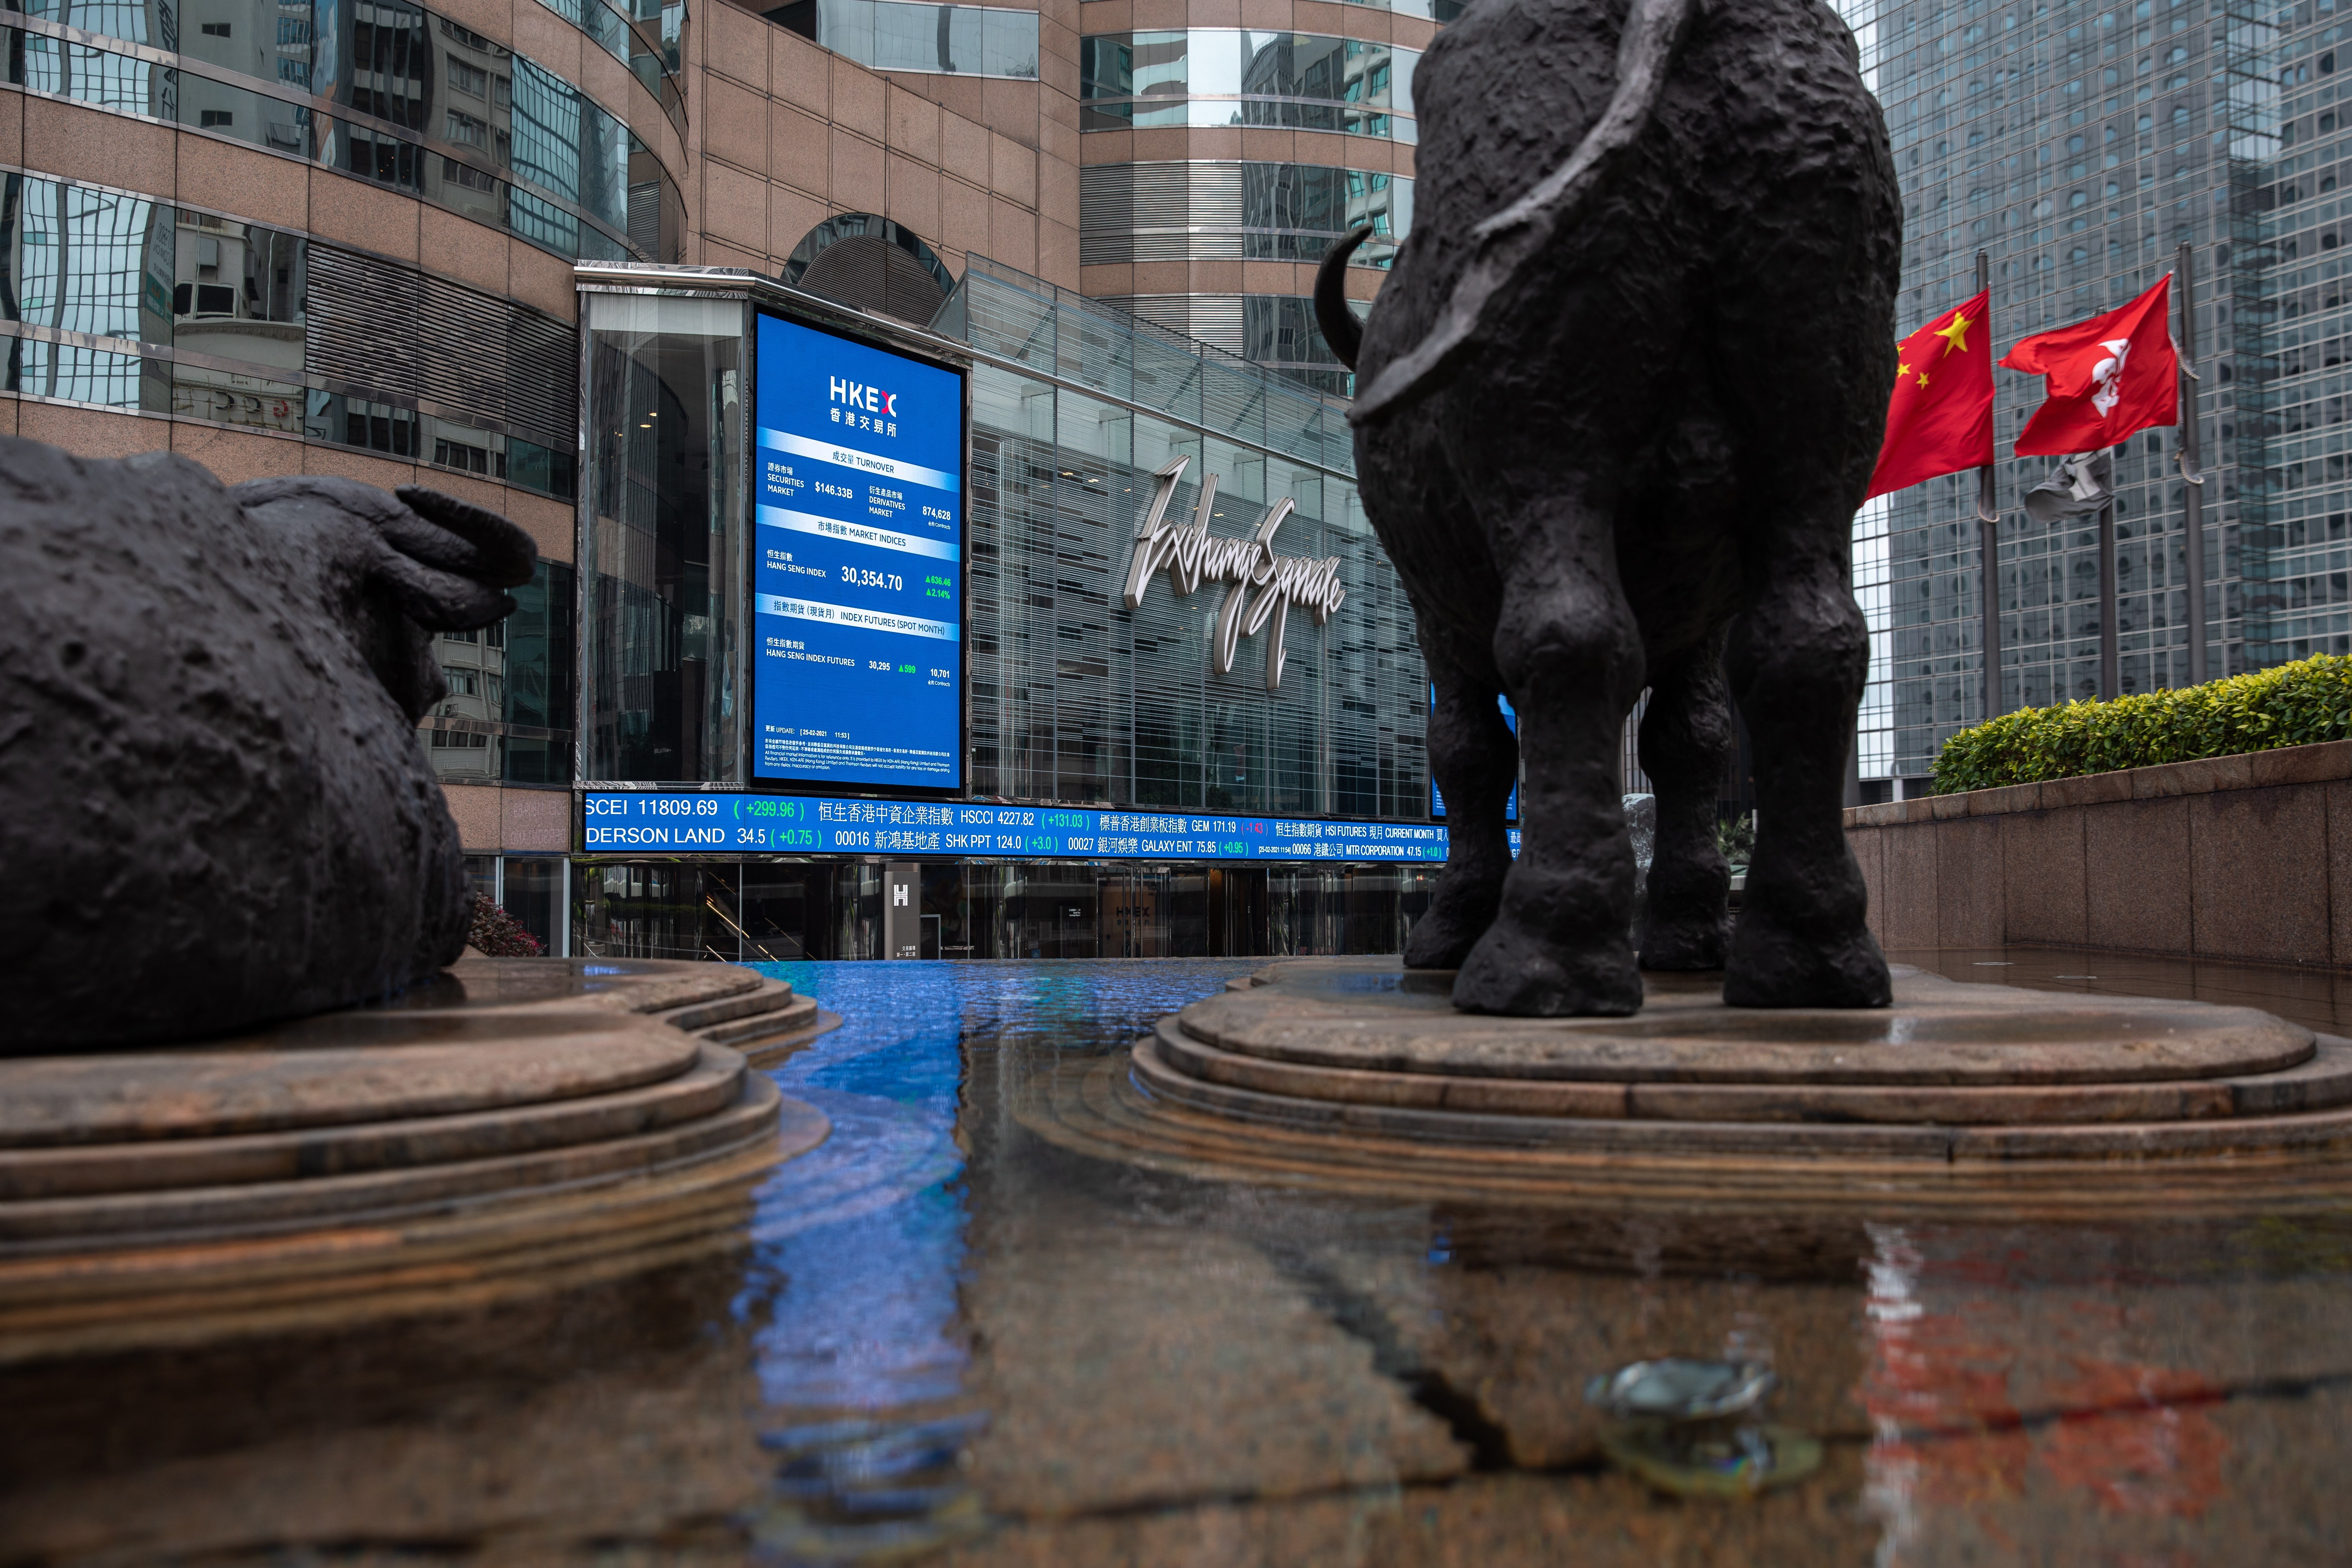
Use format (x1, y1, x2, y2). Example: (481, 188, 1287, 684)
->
(0, 439, 536, 1050)
(1318, 0, 1899, 1015)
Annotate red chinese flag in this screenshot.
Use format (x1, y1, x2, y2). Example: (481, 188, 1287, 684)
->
(1866, 291, 1995, 501)
(2001, 276, 2179, 457)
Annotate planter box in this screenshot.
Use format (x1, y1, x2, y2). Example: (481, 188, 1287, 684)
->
(1842, 739, 2352, 966)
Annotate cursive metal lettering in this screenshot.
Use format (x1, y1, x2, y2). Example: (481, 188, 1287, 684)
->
(1120, 457, 1346, 689)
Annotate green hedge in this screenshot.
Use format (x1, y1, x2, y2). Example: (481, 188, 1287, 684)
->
(1932, 653, 2352, 795)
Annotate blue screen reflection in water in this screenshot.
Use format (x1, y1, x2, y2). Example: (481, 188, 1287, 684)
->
(737, 960, 1255, 1413)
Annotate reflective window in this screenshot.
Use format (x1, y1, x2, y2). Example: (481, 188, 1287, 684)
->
(0, 172, 579, 497)
(582, 293, 747, 782)
(763, 0, 1037, 79)
(1079, 161, 1411, 268)
(422, 560, 579, 784)
(9, 0, 687, 131)
(4, 338, 159, 405)
(1341, 0, 1461, 20)
(944, 263, 1422, 814)
(2, 1, 684, 263)
(1081, 30, 1418, 141)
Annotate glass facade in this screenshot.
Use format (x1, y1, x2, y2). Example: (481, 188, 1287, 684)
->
(571, 858, 1439, 960)
(0, 171, 582, 497)
(423, 561, 580, 784)
(2, 0, 687, 266)
(579, 259, 1424, 810)
(1077, 15, 1431, 399)
(1859, 0, 2352, 781)
(1078, 160, 1411, 393)
(761, 0, 1039, 80)
(571, 260, 1438, 959)
(1079, 30, 1420, 144)
(581, 292, 748, 784)
(1077, 161, 1411, 269)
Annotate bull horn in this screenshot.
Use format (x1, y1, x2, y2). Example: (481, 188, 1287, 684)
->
(1313, 227, 1375, 371)
(1348, 0, 1696, 425)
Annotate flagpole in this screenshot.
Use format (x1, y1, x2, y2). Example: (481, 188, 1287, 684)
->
(2099, 484, 2120, 700)
(1974, 250, 2001, 723)
(2178, 242, 2208, 686)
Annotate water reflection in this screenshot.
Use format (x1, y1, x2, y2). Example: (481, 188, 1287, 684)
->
(11, 955, 2352, 1562)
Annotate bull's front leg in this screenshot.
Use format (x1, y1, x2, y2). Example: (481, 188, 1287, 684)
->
(1452, 499, 1647, 1017)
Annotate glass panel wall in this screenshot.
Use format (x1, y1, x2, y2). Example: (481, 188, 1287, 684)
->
(1077, 161, 1412, 268)
(0, 172, 580, 497)
(422, 560, 578, 783)
(501, 856, 566, 950)
(762, 0, 1038, 79)
(582, 292, 746, 782)
(578, 263, 1419, 804)
(946, 260, 1427, 817)
(570, 860, 1437, 958)
(1080, 30, 1419, 142)
(3, 0, 686, 264)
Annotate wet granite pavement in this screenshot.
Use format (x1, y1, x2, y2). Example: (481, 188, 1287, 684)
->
(7, 952, 2352, 1564)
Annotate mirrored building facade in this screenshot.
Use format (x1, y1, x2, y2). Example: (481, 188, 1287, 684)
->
(2, 0, 1439, 961)
(1855, 0, 2350, 792)
(1076, 7, 1444, 395)
(568, 258, 1436, 961)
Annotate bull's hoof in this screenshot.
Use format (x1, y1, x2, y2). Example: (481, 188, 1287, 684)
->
(1403, 904, 1490, 970)
(1453, 921, 1643, 1017)
(1403, 868, 1505, 970)
(1722, 913, 1892, 1009)
(1638, 910, 1730, 971)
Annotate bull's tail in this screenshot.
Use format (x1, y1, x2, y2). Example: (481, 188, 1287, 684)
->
(1348, 0, 1696, 425)
(1313, 227, 1373, 371)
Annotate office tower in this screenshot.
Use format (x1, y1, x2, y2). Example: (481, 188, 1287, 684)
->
(1073, 7, 1444, 394)
(1853, 0, 2336, 797)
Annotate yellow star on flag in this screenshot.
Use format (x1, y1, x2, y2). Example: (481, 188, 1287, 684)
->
(1934, 310, 1973, 355)
(1916, 371, 1930, 387)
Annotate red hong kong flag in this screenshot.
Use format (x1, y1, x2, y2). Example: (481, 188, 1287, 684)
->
(2001, 276, 2179, 456)
(1866, 291, 1995, 501)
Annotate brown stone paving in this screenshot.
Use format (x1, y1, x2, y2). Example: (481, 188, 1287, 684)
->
(937, 1457, 1881, 1568)
(0, 1258, 777, 1563)
(957, 1222, 1471, 1518)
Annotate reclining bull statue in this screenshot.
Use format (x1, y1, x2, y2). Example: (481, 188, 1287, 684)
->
(1316, 0, 1898, 1015)
(0, 440, 537, 1050)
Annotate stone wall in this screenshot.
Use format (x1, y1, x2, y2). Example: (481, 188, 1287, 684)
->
(1843, 740, 2352, 965)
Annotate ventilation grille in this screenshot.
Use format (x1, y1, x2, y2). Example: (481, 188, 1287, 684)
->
(628, 179, 662, 260)
(306, 242, 578, 446)
(1080, 162, 1247, 230)
(797, 235, 952, 326)
(303, 246, 421, 400)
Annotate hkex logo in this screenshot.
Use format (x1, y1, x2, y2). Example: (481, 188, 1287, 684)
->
(829, 377, 898, 418)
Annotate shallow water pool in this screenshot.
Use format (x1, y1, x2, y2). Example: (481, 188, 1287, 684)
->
(8, 952, 2352, 1565)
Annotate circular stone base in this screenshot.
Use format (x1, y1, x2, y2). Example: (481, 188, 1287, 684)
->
(1071, 960, 2352, 1199)
(0, 959, 827, 1361)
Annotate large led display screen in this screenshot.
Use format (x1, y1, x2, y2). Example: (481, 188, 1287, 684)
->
(583, 793, 1520, 861)
(752, 314, 963, 790)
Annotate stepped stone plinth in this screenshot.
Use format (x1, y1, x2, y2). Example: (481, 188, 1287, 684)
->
(0, 958, 837, 1362)
(1041, 960, 2352, 1212)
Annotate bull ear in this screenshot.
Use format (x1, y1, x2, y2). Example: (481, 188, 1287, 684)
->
(390, 484, 538, 589)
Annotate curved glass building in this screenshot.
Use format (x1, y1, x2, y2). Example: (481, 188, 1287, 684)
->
(1, 0, 1454, 960)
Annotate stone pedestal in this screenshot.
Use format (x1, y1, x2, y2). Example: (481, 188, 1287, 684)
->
(0, 958, 836, 1360)
(1026, 959, 2352, 1212)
